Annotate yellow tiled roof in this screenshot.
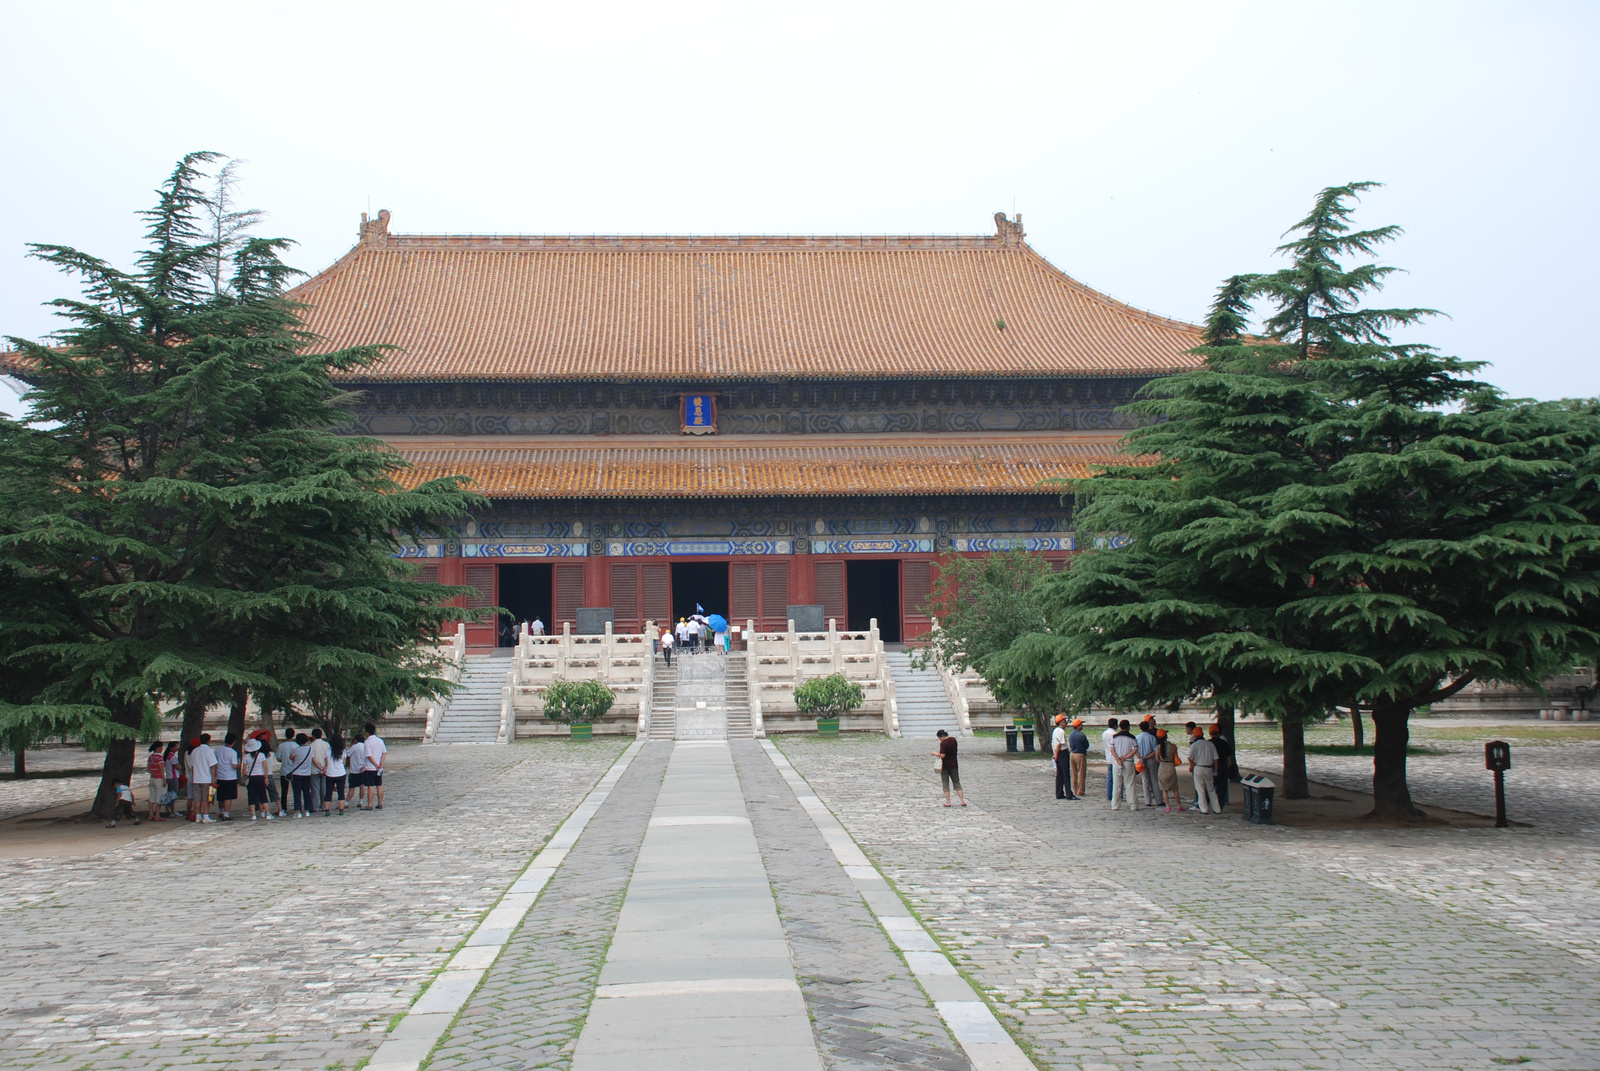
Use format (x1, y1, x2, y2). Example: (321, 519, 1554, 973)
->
(293, 215, 1202, 382)
(388, 433, 1128, 498)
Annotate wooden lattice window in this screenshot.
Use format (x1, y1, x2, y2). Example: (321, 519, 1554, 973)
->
(611, 564, 639, 626)
(555, 564, 585, 624)
(731, 562, 759, 624)
(463, 565, 495, 610)
(903, 560, 933, 621)
(642, 564, 671, 626)
(814, 560, 844, 626)
(761, 561, 789, 627)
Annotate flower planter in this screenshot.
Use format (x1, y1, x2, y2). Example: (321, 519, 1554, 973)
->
(569, 723, 594, 740)
(816, 718, 840, 736)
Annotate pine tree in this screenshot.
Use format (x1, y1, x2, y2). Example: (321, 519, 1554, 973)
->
(0, 154, 482, 816)
(994, 183, 1600, 815)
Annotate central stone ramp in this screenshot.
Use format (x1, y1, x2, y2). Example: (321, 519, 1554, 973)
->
(572, 742, 823, 1071)
(672, 653, 729, 741)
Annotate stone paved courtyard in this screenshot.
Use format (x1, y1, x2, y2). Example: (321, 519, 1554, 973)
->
(0, 724, 1594, 1070)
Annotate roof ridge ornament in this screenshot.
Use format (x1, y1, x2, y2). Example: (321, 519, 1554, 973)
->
(993, 211, 1025, 245)
(360, 208, 392, 244)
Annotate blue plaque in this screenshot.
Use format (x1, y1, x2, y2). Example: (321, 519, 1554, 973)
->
(682, 394, 716, 434)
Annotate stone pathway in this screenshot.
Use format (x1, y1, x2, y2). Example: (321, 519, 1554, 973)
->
(0, 749, 106, 822)
(0, 741, 626, 1070)
(775, 735, 1600, 1071)
(5, 732, 1598, 1071)
(673, 652, 729, 740)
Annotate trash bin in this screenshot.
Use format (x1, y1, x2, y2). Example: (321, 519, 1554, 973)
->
(1004, 726, 1018, 753)
(1240, 774, 1275, 824)
(1020, 725, 1035, 752)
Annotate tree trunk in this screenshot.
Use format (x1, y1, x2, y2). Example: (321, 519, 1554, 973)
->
(91, 699, 144, 819)
(1369, 702, 1426, 819)
(1280, 717, 1309, 799)
(13, 748, 24, 778)
(180, 689, 210, 746)
(1215, 702, 1236, 750)
(227, 684, 249, 745)
(1351, 707, 1365, 749)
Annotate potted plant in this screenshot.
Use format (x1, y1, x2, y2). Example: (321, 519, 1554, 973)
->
(541, 679, 615, 740)
(793, 673, 865, 736)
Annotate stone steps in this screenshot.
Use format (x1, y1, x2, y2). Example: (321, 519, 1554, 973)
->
(435, 659, 510, 743)
(886, 652, 958, 737)
(649, 662, 678, 740)
(725, 653, 753, 739)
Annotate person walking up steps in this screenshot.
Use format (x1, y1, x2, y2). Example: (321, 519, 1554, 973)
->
(932, 729, 966, 807)
(660, 626, 674, 666)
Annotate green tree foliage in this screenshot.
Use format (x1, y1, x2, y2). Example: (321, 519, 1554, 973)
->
(793, 673, 865, 722)
(540, 679, 616, 725)
(911, 548, 1056, 736)
(993, 182, 1600, 815)
(0, 153, 483, 816)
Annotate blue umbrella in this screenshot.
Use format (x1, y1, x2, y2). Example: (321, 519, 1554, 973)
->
(706, 614, 729, 633)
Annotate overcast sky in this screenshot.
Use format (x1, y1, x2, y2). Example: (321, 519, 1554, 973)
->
(2, 1, 1595, 418)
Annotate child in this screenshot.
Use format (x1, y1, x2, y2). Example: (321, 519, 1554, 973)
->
(107, 780, 141, 828)
(146, 742, 167, 822)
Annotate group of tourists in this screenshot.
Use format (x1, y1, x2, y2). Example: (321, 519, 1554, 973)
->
(1049, 715, 1239, 813)
(659, 610, 729, 665)
(107, 722, 389, 827)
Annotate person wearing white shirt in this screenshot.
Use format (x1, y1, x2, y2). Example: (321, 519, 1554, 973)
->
(321, 735, 349, 816)
(1100, 718, 1119, 801)
(362, 722, 388, 810)
(346, 735, 368, 809)
(1187, 730, 1222, 814)
(274, 729, 298, 818)
(187, 735, 218, 823)
(1108, 721, 1141, 811)
(1050, 715, 1076, 800)
(212, 734, 240, 820)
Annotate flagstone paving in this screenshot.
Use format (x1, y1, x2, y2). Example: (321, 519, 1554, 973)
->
(1, 728, 1596, 1070)
(0, 740, 626, 1070)
(776, 733, 1600, 1071)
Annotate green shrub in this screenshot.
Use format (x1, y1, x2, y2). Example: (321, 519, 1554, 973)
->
(541, 679, 616, 725)
(793, 674, 865, 721)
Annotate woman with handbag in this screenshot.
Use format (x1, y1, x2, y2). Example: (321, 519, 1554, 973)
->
(1155, 728, 1184, 812)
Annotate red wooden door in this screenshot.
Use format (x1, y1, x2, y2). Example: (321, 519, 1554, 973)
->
(611, 564, 639, 632)
(642, 564, 671, 629)
(902, 559, 933, 642)
(814, 560, 844, 630)
(463, 563, 497, 646)
(555, 564, 585, 630)
(760, 561, 790, 631)
(731, 562, 759, 627)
